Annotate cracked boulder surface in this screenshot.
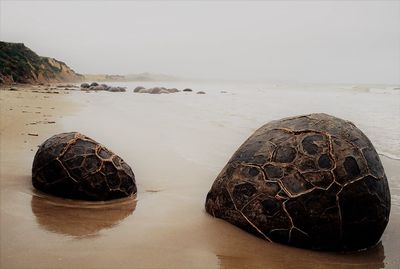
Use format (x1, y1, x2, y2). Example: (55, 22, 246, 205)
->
(32, 132, 137, 201)
(205, 113, 390, 251)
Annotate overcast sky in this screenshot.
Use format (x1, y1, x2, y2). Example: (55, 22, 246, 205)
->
(1, 1, 399, 84)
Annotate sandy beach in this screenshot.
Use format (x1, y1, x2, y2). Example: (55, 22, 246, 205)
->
(1, 83, 399, 269)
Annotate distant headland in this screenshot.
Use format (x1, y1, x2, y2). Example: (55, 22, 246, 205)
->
(0, 41, 180, 85)
(84, 72, 180, 82)
(0, 41, 84, 84)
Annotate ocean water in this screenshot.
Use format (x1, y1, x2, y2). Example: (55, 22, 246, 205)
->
(100, 81, 400, 159)
(68, 80, 400, 213)
(72, 81, 400, 212)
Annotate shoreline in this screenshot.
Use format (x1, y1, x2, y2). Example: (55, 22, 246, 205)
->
(1, 85, 399, 268)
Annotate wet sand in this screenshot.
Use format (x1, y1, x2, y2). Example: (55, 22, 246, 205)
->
(1, 85, 399, 269)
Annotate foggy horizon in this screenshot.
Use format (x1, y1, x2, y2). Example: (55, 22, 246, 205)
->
(1, 1, 399, 85)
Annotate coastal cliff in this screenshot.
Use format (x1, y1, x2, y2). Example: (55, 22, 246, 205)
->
(0, 41, 84, 84)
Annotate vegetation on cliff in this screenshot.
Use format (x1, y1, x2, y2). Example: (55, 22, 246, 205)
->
(0, 41, 83, 84)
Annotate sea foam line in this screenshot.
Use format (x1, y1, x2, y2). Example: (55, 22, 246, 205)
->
(378, 151, 400, 161)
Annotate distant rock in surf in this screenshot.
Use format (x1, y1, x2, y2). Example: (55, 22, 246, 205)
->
(168, 88, 179, 93)
(134, 86, 145, 92)
(108, 86, 126, 92)
(134, 87, 180, 94)
(91, 85, 106, 91)
(80, 82, 125, 92)
(138, 88, 148, 93)
(149, 87, 163, 94)
(80, 83, 90, 88)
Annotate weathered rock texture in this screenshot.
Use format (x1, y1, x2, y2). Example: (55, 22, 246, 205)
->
(32, 132, 136, 201)
(205, 113, 390, 251)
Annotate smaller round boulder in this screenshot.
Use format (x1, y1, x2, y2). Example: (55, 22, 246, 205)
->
(32, 132, 137, 201)
(183, 88, 192, 92)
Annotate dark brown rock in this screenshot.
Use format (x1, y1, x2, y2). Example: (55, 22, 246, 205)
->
(32, 132, 137, 201)
(80, 83, 90, 88)
(205, 113, 390, 251)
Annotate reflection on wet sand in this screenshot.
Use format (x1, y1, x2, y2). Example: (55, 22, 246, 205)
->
(31, 194, 136, 237)
(217, 242, 385, 269)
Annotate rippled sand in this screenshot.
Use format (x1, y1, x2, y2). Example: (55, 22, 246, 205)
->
(1, 84, 399, 268)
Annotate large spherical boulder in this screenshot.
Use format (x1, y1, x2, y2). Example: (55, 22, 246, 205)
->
(205, 113, 390, 251)
(32, 132, 137, 201)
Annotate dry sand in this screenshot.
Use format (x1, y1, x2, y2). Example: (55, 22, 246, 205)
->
(0, 85, 399, 269)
